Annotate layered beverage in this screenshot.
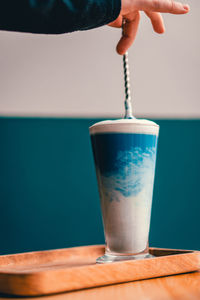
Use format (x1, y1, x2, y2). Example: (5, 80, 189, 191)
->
(90, 118, 159, 263)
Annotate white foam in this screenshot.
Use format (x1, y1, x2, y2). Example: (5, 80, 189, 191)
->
(89, 118, 159, 136)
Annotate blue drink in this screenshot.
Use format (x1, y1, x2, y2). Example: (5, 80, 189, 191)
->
(90, 119, 159, 263)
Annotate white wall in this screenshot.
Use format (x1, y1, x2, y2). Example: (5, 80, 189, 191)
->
(0, 0, 199, 118)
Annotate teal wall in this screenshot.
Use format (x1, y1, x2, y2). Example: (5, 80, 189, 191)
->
(0, 117, 199, 255)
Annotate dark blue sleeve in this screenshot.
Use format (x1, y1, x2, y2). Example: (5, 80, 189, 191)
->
(0, 0, 121, 34)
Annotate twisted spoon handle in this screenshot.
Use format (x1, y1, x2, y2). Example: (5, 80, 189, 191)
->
(122, 19, 134, 119)
(123, 52, 133, 119)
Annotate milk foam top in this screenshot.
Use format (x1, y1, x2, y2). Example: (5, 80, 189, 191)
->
(89, 118, 159, 136)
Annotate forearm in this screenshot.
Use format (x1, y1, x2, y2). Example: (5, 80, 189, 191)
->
(0, 0, 121, 34)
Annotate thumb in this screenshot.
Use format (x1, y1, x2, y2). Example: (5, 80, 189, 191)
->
(116, 12, 140, 55)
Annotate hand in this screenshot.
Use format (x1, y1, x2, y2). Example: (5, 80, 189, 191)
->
(109, 0, 190, 55)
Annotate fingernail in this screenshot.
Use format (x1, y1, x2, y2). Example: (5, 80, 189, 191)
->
(183, 4, 189, 11)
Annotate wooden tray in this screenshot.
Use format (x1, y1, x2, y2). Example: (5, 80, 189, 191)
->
(0, 245, 199, 296)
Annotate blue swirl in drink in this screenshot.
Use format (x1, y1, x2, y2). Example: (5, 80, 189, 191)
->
(90, 119, 159, 258)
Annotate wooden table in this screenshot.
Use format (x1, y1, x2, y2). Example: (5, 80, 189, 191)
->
(0, 271, 199, 300)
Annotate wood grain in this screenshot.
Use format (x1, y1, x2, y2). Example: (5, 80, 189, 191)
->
(0, 271, 200, 300)
(0, 245, 199, 296)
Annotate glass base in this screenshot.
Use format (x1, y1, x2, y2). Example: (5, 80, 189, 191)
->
(96, 252, 154, 264)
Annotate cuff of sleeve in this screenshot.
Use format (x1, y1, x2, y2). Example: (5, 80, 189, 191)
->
(80, 0, 121, 31)
(11, 0, 122, 34)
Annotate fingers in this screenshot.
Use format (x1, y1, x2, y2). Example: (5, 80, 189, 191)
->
(116, 12, 140, 55)
(134, 0, 190, 14)
(145, 11, 165, 33)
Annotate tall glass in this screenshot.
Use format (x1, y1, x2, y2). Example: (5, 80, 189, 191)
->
(89, 119, 159, 263)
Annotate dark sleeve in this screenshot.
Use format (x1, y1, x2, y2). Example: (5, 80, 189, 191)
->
(0, 0, 121, 34)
